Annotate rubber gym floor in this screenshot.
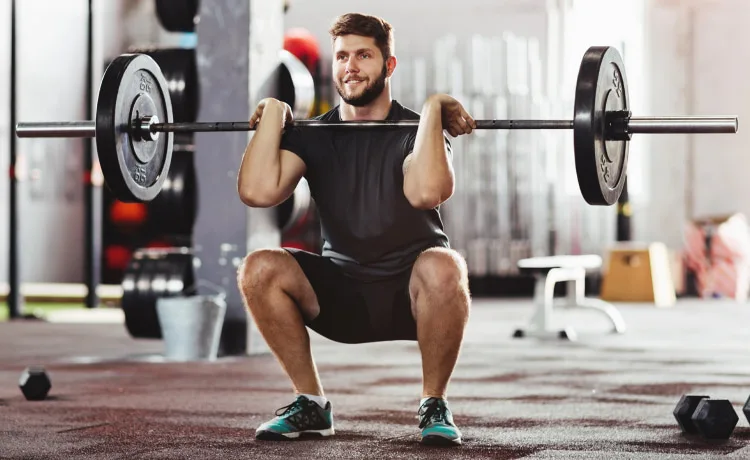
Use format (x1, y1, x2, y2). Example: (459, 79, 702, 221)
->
(2, 297, 750, 459)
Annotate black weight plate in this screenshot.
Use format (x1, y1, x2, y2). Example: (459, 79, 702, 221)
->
(155, 0, 199, 33)
(276, 179, 311, 233)
(131, 48, 199, 123)
(149, 149, 197, 235)
(573, 46, 629, 206)
(121, 248, 194, 339)
(96, 54, 174, 202)
(122, 254, 162, 338)
(169, 250, 196, 296)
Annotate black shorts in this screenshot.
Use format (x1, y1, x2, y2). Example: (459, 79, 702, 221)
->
(284, 248, 417, 344)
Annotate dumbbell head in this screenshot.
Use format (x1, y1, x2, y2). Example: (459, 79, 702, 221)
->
(674, 394, 710, 434)
(691, 399, 738, 440)
(743, 395, 750, 425)
(19, 366, 51, 401)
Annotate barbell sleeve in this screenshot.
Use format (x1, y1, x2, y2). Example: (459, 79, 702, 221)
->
(626, 116, 738, 134)
(15, 121, 96, 138)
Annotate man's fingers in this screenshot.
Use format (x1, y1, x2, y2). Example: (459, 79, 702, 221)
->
(249, 108, 263, 128)
(448, 121, 463, 138)
(465, 113, 477, 130)
(455, 116, 472, 135)
(459, 106, 476, 130)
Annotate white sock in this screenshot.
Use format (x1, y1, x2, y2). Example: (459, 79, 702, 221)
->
(301, 393, 328, 408)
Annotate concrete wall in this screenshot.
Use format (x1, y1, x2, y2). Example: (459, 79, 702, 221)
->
(689, 1, 749, 219)
(636, 1, 691, 249)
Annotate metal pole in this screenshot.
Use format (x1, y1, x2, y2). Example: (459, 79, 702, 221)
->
(84, 0, 100, 310)
(8, 0, 20, 319)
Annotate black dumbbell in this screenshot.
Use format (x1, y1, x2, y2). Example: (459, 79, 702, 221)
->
(673, 394, 738, 440)
(742, 395, 750, 425)
(19, 366, 51, 401)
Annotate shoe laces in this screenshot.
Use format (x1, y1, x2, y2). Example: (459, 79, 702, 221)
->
(418, 398, 449, 429)
(274, 396, 309, 417)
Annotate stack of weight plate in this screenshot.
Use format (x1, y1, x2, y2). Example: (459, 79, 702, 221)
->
(148, 148, 197, 236)
(155, 0, 199, 33)
(120, 247, 195, 339)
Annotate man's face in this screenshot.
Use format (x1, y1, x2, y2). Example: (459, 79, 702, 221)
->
(332, 34, 388, 107)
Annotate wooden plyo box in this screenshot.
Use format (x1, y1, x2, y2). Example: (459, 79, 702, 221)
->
(600, 242, 676, 307)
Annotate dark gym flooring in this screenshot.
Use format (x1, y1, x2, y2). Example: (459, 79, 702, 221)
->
(2, 297, 750, 459)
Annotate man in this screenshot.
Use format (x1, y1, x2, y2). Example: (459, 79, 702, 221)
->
(236, 12, 475, 446)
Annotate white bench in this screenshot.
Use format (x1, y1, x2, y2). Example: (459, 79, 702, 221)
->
(513, 255, 627, 341)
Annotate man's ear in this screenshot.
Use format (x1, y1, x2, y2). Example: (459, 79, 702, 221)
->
(386, 55, 397, 77)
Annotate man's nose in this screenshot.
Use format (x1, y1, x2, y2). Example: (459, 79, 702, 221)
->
(345, 59, 359, 72)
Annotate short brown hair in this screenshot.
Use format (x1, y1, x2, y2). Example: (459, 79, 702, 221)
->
(329, 13, 394, 60)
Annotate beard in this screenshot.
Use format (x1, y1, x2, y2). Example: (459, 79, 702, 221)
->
(335, 62, 387, 107)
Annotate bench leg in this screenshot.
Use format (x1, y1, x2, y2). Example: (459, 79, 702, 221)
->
(557, 273, 627, 334)
(513, 269, 577, 341)
(573, 296, 627, 334)
(514, 268, 627, 340)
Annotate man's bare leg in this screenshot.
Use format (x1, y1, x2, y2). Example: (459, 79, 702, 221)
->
(409, 247, 469, 446)
(237, 248, 323, 396)
(409, 247, 470, 399)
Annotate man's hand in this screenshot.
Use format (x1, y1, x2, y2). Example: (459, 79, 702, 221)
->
(425, 94, 476, 137)
(249, 98, 294, 129)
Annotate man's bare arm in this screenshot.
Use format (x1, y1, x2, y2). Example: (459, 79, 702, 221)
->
(403, 94, 475, 209)
(237, 98, 307, 208)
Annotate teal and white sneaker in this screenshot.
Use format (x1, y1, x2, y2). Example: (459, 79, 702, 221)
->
(255, 395, 334, 440)
(418, 397, 462, 446)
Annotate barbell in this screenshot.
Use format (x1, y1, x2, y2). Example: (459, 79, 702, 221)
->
(15, 46, 738, 206)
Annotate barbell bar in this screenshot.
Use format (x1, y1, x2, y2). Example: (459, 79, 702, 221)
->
(16, 116, 739, 135)
(14, 46, 739, 205)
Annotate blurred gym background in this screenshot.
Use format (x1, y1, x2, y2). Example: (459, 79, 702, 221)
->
(1, 0, 748, 355)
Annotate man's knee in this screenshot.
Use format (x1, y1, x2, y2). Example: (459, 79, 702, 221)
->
(237, 248, 291, 289)
(411, 247, 468, 294)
